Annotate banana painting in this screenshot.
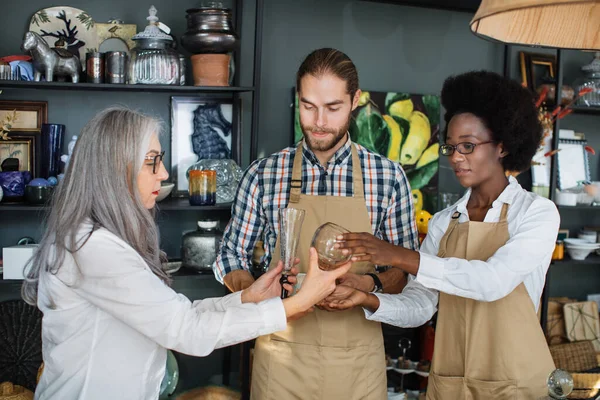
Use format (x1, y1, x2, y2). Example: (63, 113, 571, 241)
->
(294, 90, 441, 214)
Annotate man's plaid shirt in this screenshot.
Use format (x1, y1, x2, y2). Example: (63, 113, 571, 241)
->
(213, 138, 419, 282)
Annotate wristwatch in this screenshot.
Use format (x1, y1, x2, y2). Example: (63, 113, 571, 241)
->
(366, 273, 383, 293)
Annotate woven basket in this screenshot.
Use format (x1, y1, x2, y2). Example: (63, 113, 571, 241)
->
(550, 341, 598, 372)
(175, 385, 241, 400)
(0, 382, 33, 400)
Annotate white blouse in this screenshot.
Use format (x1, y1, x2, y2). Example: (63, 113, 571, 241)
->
(365, 176, 560, 328)
(35, 223, 286, 400)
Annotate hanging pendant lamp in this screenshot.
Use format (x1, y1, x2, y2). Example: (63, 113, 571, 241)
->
(470, 0, 600, 50)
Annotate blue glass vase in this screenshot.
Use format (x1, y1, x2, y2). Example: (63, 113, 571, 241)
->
(40, 124, 65, 179)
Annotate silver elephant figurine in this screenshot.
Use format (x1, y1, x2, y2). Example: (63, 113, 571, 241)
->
(22, 31, 81, 83)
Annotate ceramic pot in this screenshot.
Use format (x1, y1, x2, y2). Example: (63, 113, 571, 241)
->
(181, 4, 238, 54)
(191, 53, 230, 86)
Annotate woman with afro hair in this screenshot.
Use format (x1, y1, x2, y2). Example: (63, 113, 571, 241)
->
(322, 71, 559, 399)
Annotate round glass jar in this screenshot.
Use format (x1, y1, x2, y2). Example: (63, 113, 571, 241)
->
(128, 6, 180, 85)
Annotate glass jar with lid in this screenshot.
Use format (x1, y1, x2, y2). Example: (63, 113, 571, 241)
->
(181, 220, 222, 271)
(128, 6, 180, 85)
(573, 52, 600, 107)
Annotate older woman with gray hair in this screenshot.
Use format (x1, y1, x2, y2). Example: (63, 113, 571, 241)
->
(22, 107, 349, 400)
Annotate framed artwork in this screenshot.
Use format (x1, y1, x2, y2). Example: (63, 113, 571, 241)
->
(556, 139, 590, 190)
(293, 89, 441, 214)
(0, 137, 34, 173)
(170, 96, 239, 196)
(96, 22, 137, 54)
(519, 52, 556, 93)
(0, 100, 48, 132)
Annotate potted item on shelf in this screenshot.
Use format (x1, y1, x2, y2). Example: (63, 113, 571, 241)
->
(181, 220, 221, 272)
(573, 52, 600, 107)
(24, 178, 54, 205)
(181, 1, 238, 86)
(187, 159, 242, 204)
(128, 6, 180, 85)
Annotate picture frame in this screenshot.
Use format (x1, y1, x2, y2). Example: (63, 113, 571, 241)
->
(556, 139, 590, 190)
(96, 22, 137, 54)
(0, 100, 48, 132)
(170, 96, 240, 196)
(0, 137, 34, 173)
(519, 52, 556, 93)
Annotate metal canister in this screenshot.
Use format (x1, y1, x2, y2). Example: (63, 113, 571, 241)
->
(105, 51, 127, 84)
(86, 52, 104, 83)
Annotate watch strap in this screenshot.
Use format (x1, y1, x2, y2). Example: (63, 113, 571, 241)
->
(366, 272, 383, 293)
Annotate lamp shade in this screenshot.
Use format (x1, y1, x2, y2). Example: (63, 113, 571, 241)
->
(470, 0, 600, 50)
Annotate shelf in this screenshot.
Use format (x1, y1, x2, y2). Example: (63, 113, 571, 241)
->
(157, 198, 232, 211)
(570, 106, 600, 115)
(552, 253, 600, 265)
(557, 205, 600, 210)
(0, 80, 254, 93)
(169, 266, 216, 280)
(0, 198, 232, 211)
(0, 202, 46, 211)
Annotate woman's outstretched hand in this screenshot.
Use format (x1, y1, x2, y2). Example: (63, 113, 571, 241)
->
(282, 248, 352, 320)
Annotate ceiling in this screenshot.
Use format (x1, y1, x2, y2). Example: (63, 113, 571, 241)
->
(360, 0, 482, 13)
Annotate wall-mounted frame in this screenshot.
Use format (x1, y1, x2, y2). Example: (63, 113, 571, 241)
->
(519, 52, 556, 93)
(557, 139, 590, 190)
(170, 96, 241, 196)
(0, 100, 48, 132)
(0, 137, 34, 173)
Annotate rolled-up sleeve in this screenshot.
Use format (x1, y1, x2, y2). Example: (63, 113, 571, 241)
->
(364, 275, 438, 328)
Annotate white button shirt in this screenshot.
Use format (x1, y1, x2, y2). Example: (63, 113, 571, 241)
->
(35, 224, 286, 400)
(365, 176, 560, 327)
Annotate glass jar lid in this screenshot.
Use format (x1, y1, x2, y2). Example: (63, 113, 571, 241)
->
(581, 51, 600, 74)
(132, 6, 172, 42)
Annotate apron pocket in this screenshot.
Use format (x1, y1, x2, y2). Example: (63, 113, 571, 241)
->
(465, 377, 517, 400)
(255, 338, 323, 400)
(320, 345, 373, 400)
(427, 374, 465, 400)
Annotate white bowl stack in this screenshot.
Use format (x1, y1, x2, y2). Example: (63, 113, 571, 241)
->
(565, 238, 600, 260)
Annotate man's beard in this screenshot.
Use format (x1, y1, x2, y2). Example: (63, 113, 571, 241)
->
(301, 115, 351, 152)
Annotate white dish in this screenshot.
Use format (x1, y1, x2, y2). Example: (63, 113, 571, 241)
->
(156, 183, 174, 202)
(566, 247, 596, 260)
(414, 370, 430, 377)
(564, 238, 600, 248)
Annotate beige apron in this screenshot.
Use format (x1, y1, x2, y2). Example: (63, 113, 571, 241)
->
(251, 143, 387, 400)
(427, 204, 555, 400)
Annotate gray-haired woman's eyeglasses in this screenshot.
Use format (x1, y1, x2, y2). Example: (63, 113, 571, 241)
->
(144, 151, 165, 174)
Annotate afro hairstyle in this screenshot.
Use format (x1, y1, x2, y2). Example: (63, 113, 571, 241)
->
(441, 70, 542, 172)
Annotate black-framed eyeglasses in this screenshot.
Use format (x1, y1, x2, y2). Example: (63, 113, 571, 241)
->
(439, 141, 495, 156)
(144, 151, 165, 174)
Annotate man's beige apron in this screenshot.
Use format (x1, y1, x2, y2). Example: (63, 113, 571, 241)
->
(251, 143, 387, 400)
(427, 204, 555, 400)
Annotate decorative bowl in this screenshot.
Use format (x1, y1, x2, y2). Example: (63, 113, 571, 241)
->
(156, 182, 174, 202)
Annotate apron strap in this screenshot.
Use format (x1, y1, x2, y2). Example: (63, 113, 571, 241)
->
(350, 144, 365, 199)
(499, 203, 509, 222)
(437, 211, 461, 257)
(290, 142, 304, 203)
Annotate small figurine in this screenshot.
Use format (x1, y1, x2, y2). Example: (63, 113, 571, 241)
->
(21, 31, 81, 83)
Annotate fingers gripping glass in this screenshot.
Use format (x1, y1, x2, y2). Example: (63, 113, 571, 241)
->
(439, 141, 495, 156)
(144, 151, 165, 174)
